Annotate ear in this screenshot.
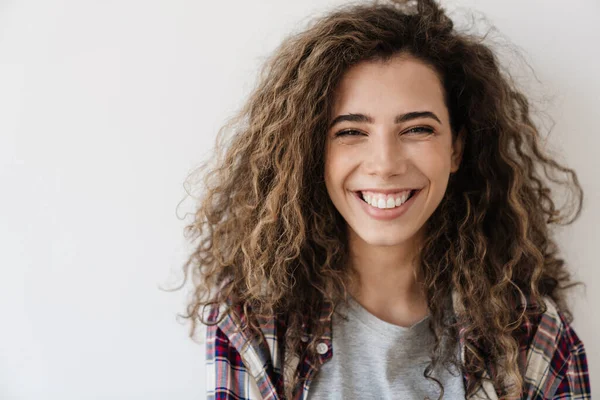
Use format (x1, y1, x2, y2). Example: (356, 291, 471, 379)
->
(450, 126, 466, 173)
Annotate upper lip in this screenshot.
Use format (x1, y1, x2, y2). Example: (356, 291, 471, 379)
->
(355, 188, 420, 194)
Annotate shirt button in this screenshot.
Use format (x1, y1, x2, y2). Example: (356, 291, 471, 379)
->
(316, 342, 328, 355)
(300, 335, 309, 343)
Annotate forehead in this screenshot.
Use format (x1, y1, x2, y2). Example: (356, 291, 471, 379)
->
(331, 54, 448, 120)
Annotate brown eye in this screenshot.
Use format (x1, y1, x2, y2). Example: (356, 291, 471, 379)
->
(335, 129, 363, 137)
(404, 126, 434, 135)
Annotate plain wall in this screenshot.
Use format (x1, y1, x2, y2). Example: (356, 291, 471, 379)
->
(0, 0, 597, 398)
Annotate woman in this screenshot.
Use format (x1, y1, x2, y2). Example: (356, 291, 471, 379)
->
(180, 0, 590, 398)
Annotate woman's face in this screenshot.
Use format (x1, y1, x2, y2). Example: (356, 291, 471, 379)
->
(324, 54, 463, 248)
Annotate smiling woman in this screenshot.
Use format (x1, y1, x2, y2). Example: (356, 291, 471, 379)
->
(324, 55, 462, 258)
(178, 0, 589, 399)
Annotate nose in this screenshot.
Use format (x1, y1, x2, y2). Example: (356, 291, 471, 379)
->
(363, 131, 407, 178)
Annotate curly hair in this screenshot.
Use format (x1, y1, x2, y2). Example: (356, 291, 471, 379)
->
(177, 0, 584, 398)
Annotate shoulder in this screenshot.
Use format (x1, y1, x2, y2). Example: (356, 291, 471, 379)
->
(519, 296, 590, 399)
(204, 300, 285, 400)
(204, 302, 253, 399)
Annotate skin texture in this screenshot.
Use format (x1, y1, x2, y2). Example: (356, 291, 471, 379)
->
(324, 54, 463, 326)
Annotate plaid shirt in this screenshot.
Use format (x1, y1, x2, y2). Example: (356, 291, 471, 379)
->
(205, 292, 590, 399)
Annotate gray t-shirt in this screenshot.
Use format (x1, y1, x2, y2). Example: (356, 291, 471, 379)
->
(307, 296, 465, 399)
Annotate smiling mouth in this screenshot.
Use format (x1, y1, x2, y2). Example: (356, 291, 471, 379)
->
(356, 189, 419, 208)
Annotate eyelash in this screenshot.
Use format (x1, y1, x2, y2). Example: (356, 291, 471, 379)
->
(334, 126, 434, 137)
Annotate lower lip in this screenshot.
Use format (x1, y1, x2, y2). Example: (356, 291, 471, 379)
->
(354, 190, 421, 221)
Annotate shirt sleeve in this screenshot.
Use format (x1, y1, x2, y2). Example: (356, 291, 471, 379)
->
(206, 317, 254, 400)
(552, 341, 591, 399)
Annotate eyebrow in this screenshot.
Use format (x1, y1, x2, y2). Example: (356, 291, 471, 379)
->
(328, 111, 442, 129)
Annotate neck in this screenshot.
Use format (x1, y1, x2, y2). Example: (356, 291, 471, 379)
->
(347, 228, 429, 327)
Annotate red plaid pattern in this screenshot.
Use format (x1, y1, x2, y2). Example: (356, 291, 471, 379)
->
(205, 294, 590, 399)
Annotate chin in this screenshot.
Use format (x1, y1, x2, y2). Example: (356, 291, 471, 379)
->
(352, 227, 415, 247)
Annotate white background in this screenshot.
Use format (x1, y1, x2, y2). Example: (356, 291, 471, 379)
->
(1, 0, 597, 398)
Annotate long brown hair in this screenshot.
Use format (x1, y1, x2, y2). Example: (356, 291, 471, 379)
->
(177, 0, 583, 398)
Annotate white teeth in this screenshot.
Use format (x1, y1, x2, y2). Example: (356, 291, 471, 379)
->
(362, 191, 413, 209)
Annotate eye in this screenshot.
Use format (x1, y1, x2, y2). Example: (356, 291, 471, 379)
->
(404, 126, 434, 135)
(334, 129, 364, 137)
(334, 126, 434, 138)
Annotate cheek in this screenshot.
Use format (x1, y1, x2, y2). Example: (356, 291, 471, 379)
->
(324, 147, 345, 191)
(411, 143, 453, 178)
(411, 155, 442, 181)
(323, 151, 338, 200)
